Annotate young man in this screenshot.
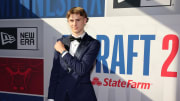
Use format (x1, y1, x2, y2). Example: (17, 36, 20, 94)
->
(48, 7, 100, 101)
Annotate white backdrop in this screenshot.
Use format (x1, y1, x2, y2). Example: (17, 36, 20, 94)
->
(0, 0, 180, 101)
(43, 15, 180, 101)
(0, 14, 179, 101)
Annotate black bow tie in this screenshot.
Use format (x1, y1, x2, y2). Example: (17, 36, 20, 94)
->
(70, 36, 82, 42)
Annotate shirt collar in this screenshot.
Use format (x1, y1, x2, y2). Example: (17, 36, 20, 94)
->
(72, 32, 86, 39)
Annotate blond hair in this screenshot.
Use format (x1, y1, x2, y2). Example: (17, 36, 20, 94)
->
(66, 7, 89, 22)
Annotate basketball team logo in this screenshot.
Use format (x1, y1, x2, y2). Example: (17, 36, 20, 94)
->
(0, 57, 43, 95)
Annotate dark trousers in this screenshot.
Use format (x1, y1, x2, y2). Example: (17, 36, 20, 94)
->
(65, 92, 70, 101)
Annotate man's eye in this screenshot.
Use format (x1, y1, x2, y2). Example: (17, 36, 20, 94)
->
(70, 20, 74, 22)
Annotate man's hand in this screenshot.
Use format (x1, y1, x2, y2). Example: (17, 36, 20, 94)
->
(54, 41, 66, 54)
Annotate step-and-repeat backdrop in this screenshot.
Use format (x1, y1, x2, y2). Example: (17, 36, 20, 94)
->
(0, 0, 180, 101)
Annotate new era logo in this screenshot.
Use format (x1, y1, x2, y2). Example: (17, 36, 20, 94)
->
(1, 32, 16, 45)
(0, 27, 38, 50)
(91, 77, 102, 86)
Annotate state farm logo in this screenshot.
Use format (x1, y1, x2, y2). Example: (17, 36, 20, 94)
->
(92, 77, 151, 90)
(0, 32, 16, 45)
(91, 77, 102, 86)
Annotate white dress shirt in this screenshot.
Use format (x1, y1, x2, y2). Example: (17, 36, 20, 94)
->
(62, 32, 85, 57)
(48, 33, 85, 101)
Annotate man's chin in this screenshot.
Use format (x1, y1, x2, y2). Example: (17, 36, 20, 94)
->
(73, 31, 80, 34)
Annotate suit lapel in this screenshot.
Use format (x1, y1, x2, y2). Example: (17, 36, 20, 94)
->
(74, 34, 90, 60)
(61, 34, 91, 60)
(61, 36, 71, 51)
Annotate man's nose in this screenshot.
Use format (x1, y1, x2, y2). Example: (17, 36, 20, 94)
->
(73, 20, 77, 26)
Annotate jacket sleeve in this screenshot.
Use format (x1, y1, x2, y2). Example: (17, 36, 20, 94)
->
(48, 50, 60, 99)
(62, 40, 100, 76)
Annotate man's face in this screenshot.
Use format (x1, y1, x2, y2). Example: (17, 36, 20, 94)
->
(68, 14, 87, 36)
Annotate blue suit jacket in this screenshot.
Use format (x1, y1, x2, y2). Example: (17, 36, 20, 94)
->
(48, 33, 100, 101)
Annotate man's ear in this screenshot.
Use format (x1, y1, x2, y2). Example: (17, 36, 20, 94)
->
(84, 18, 88, 23)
